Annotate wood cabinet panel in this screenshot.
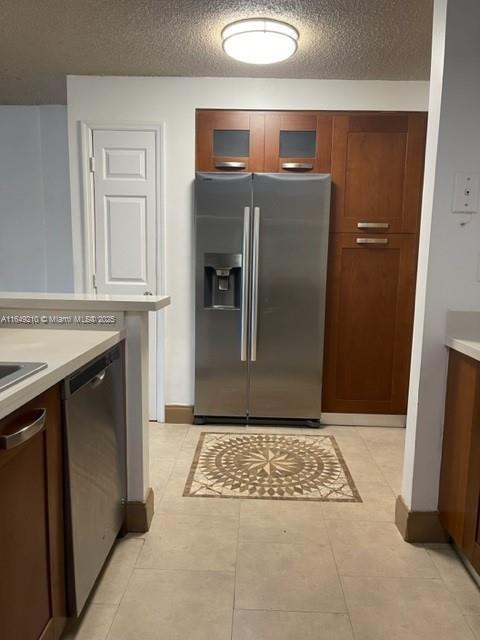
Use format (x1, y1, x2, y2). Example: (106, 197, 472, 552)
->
(0, 386, 66, 640)
(264, 112, 332, 173)
(438, 351, 480, 546)
(322, 233, 417, 414)
(439, 348, 480, 575)
(330, 112, 427, 233)
(0, 422, 51, 640)
(196, 110, 265, 172)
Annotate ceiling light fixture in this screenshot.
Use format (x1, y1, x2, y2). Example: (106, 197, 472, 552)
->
(222, 18, 299, 65)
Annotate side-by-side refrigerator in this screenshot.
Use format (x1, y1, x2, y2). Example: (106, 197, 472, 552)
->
(194, 172, 331, 426)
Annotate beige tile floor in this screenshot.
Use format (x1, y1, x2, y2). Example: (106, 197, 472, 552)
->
(64, 423, 480, 640)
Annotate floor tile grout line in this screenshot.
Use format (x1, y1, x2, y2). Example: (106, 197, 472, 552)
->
(323, 509, 360, 639)
(354, 437, 400, 498)
(103, 603, 121, 640)
(357, 430, 405, 484)
(103, 540, 145, 640)
(230, 500, 242, 640)
(233, 606, 354, 615)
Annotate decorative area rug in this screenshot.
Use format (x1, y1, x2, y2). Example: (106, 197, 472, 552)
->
(183, 432, 362, 502)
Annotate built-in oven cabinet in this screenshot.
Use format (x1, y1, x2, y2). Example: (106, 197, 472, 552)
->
(264, 111, 332, 173)
(439, 349, 480, 574)
(330, 112, 427, 234)
(196, 110, 266, 172)
(0, 386, 66, 640)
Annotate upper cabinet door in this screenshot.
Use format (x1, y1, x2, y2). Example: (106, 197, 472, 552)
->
(196, 110, 265, 172)
(264, 112, 332, 173)
(331, 113, 427, 233)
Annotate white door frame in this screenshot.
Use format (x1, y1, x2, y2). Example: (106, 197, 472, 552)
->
(79, 121, 166, 421)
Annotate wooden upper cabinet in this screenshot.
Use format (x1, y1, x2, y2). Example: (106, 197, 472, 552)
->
(322, 233, 417, 415)
(196, 110, 265, 172)
(264, 112, 332, 173)
(330, 112, 427, 233)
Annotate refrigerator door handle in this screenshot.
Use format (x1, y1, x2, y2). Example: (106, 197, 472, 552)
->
(250, 206, 260, 362)
(240, 206, 251, 361)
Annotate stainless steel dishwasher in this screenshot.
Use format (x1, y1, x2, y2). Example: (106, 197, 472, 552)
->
(63, 344, 126, 616)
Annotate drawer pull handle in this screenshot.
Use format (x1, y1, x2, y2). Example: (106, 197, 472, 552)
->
(356, 238, 389, 245)
(215, 161, 246, 170)
(0, 408, 46, 450)
(357, 222, 390, 229)
(282, 162, 313, 171)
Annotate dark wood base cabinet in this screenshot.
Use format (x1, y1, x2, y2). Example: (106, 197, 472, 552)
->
(322, 233, 418, 414)
(439, 349, 480, 574)
(0, 386, 67, 640)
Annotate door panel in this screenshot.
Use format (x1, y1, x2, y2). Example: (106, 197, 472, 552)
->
(439, 351, 480, 547)
(264, 112, 332, 173)
(0, 432, 50, 639)
(194, 172, 252, 417)
(92, 129, 158, 420)
(249, 173, 331, 419)
(196, 111, 265, 172)
(322, 233, 417, 414)
(331, 113, 427, 233)
(93, 129, 156, 295)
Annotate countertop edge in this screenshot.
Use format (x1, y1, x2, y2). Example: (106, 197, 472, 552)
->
(0, 295, 171, 312)
(446, 337, 480, 363)
(0, 330, 125, 420)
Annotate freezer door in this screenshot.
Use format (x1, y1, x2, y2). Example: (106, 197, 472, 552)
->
(194, 172, 252, 417)
(249, 173, 331, 419)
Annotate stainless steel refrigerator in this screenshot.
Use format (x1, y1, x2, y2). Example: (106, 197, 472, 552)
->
(194, 172, 331, 426)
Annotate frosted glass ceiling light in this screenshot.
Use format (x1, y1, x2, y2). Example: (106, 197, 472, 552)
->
(222, 19, 299, 64)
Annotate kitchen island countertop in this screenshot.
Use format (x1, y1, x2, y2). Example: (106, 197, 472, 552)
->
(0, 328, 124, 420)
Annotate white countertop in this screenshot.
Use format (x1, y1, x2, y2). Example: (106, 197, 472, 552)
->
(0, 328, 124, 419)
(0, 292, 171, 311)
(446, 337, 480, 362)
(446, 310, 480, 363)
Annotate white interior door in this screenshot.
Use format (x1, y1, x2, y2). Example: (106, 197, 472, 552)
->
(92, 129, 156, 295)
(91, 128, 159, 419)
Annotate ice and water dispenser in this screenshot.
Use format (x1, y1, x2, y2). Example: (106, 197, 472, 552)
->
(204, 253, 242, 309)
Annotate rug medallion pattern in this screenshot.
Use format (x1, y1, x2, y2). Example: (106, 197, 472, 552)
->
(183, 432, 362, 502)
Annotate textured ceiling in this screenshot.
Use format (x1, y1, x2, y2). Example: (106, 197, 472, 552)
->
(0, 0, 433, 104)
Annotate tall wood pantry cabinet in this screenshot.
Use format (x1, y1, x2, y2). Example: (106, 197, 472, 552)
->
(195, 109, 427, 415)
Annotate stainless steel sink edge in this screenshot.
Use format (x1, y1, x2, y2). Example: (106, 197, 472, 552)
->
(0, 361, 48, 393)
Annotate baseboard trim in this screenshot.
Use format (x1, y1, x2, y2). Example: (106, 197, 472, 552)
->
(395, 495, 448, 543)
(125, 487, 155, 533)
(165, 404, 194, 424)
(321, 413, 406, 427)
(165, 408, 404, 428)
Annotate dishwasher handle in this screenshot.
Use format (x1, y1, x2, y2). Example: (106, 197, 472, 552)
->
(63, 346, 120, 398)
(90, 370, 106, 388)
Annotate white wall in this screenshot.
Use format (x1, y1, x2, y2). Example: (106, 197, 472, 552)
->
(0, 106, 73, 293)
(402, 0, 480, 512)
(67, 76, 429, 405)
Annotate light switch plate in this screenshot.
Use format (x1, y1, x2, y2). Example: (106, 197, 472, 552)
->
(452, 172, 479, 213)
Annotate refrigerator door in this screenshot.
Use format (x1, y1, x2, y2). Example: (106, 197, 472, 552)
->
(248, 173, 331, 419)
(194, 172, 252, 418)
